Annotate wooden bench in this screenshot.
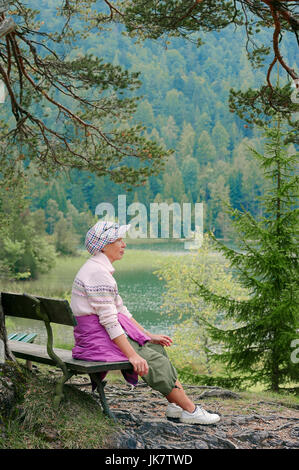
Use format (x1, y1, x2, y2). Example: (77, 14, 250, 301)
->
(1, 292, 133, 420)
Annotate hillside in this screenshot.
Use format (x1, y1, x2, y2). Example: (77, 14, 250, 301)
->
(2, 0, 296, 241)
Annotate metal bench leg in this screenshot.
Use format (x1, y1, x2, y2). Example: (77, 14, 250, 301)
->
(89, 373, 116, 421)
(54, 370, 74, 409)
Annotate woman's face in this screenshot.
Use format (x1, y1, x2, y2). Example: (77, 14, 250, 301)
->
(102, 238, 126, 263)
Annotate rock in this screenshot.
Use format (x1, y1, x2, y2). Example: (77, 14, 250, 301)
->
(232, 430, 275, 446)
(203, 433, 239, 449)
(215, 436, 239, 449)
(194, 440, 210, 449)
(38, 427, 60, 442)
(110, 430, 138, 449)
(0, 421, 7, 441)
(231, 415, 256, 425)
(290, 426, 299, 439)
(109, 415, 242, 449)
(112, 410, 141, 425)
(280, 440, 299, 449)
(124, 435, 138, 449)
(0, 377, 16, 416)
(198, 389, 241, 399)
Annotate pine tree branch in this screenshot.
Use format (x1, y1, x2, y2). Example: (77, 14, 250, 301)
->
(103, 0, 123, 18)
(262, 0, 298, 83)
(190, 277, 247, 314)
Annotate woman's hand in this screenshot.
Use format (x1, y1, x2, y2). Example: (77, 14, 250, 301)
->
(112, 334, 149, 376)
(148, 334, 173, 347)
(129, 317, 172, 347)
(128, 353, 149, 376)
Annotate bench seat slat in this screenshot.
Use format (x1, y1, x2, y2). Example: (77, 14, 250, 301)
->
(8, 332, 37, 343)
(20, 333, 38, 343)
(8, 340, 132, 374)
(12, 333, 28, 341)
(8, 333, 18, 340)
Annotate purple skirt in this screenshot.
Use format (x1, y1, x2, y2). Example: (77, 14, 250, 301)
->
(72, 312, 151, 386)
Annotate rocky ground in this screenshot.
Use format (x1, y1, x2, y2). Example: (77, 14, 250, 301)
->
(73, 378, 299, 450)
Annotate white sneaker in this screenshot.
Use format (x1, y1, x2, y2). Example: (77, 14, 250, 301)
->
(166, 402, 183, 419)
(180, 406, 220, 425)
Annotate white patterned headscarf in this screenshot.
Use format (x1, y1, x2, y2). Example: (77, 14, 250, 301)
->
(85, 221, 131, 255)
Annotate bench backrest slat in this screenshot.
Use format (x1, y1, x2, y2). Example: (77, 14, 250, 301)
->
(1, 292, 77, 326)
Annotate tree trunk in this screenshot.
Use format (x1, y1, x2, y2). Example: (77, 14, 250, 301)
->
(0, 293, 15, 363)
(0, 293, 20, 418)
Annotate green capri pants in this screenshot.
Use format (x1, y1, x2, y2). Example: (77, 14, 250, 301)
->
(127, 337, 178, 396)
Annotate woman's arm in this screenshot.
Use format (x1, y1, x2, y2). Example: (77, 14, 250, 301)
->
(116, 290, 173, 347)
(129, 317, 173, 347)
(112, 334, 149, 376)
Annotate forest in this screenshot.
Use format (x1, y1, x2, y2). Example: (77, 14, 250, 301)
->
(1, 0, 297, 281)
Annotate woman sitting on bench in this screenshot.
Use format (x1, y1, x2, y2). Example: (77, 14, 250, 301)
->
(70, 221, 220, 425)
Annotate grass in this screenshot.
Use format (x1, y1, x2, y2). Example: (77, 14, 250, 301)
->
(0, 253, 89, 299)
(1, 363, 120, 449)
(240, 389, 299, 409)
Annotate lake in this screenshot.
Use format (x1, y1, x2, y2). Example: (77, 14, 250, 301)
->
(3, 241, 189, 348)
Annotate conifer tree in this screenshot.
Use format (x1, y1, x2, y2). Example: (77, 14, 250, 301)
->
(196, 131, 217, 164)
(177, 122, 196, 160)
(212, 121, 230, 160)
(193, 119, 299, 391)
